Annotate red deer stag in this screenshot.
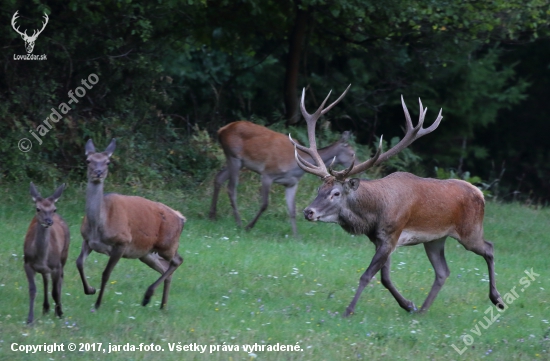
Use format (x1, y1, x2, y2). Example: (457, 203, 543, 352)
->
(24, 183, 70, 324)
(290, 87, 502, 316)
(76, 139, 185, 310)
(209, 120, 354, 235)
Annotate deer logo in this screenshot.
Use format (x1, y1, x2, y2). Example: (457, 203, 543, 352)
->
(11, 11, 49, 54)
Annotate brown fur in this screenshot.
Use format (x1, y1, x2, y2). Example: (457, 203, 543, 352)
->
(76, 139, 185, 310)
(24, 184, 70, 324)
(210, 120, 354, 235)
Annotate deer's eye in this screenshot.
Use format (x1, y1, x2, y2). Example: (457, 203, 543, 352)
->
(333, 192, 340, 197)
(53, 209, 57, 213)
(86, 160, 91, 164)
(36, 208, 40, 212)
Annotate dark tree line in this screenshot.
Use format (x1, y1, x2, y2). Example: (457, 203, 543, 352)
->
(1, 0, 550, 202)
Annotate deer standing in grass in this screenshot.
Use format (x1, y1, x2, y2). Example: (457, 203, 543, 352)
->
(209, 120, 355, 235)
(76, 139, 185, 309)
(24, 183, 69, 324)
(290, 86, 502, 316)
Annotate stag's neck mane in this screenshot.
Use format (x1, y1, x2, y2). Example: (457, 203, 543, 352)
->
(338, 179, 381, 236)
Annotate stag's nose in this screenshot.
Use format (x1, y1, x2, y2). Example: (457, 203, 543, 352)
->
(303, 208, 316, 221)
(45, 218, 53, 227)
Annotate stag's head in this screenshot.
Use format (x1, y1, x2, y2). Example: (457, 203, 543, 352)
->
(289, 86, 443, 224)
(11, 11, 49, 54)
(85, 139, 116, 184)
(30, 183, 65, 228)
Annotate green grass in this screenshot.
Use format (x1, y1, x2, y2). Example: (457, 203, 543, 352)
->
(0, 174, 549, 360)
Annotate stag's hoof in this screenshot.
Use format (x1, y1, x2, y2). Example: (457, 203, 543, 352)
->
(407, 302, 418, 313)
(85, 287, 96, 295)
(55, 306, 63, 318)
(43, 304, 50, 314)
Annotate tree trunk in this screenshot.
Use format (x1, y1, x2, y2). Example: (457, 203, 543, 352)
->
(284, 2, 309, 125)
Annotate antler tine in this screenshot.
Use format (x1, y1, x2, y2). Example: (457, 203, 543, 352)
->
(344, 96, 442, 178)
(339, 136, 383, 178)
(321, 84, 351, 115)
(293, 148, 330, 179)
(11, 11, 26, 36)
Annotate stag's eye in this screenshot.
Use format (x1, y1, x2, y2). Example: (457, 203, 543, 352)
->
(53, 209, 57, 213)
(86, 160, 91, 164)
(36, 208, 40, 212)
(333, 192, 340, 197)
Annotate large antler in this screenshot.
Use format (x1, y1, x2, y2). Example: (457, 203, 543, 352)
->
(289, 85, 351, 179)
(331, 95, 443, 180)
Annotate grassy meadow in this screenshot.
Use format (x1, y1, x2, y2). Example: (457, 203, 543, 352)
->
(0, 172, 549, 360)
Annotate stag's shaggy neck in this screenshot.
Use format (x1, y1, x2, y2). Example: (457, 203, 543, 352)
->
(338, 181, 381, 236)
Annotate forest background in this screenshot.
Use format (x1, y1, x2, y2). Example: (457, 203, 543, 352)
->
(2, 0, 550, 203)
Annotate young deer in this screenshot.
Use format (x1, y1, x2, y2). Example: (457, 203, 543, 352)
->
(76, 139, 185, 310)
(290, 86, 502, 316)
(24, 183, 70, 324)
(209, 120, 354, 235)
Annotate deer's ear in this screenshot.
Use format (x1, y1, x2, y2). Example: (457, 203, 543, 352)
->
(85, 139, 96, 155)
(346, 178, 360, 192)
(30, 182, 42, 202)
(104, 138, 116, 157)
(49, 184, 65, 203)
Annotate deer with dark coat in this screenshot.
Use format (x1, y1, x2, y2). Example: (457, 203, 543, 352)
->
(24, 183, 70, 324)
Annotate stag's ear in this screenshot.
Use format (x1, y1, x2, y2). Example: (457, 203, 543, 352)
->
(30, 182, 42, 202)
(85, 139, 96, 155)
(345, 178, 360, 192)
(103, 138, 116, 158)
(49, 184, 65, 203)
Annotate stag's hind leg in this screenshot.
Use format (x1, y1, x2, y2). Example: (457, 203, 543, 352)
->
(461, 237, 501, 307)
(245, 175, 273, 230)
(420, 238, 450, 312)
(380, 256, 417, 312)
(142, 252, 183, 308)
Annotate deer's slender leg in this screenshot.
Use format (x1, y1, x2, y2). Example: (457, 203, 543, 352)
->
(41, 272, 50, 314)
(284, 183, 299, 236)
(95, 246, 124, 309)
(345, 242, 393, 317)
(245, 174, 274, 230)
(24, 263, 37, 324)
(420, 237, 449, 312)
(209, 167, 230, 220)
(380, 256, 417, 312)
(226, 156, 243, 227)
(143, 253, 183, 308)
(51, 268, 63, 318)
(76, 239, 96, 295)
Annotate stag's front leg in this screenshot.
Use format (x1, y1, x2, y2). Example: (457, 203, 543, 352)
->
(76, 239, 96, 295)
(381, 256, 417, 312)
(345, 242, 393, 317)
